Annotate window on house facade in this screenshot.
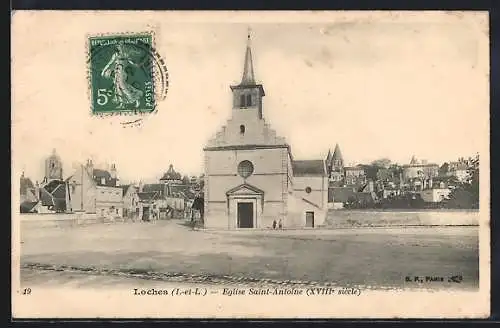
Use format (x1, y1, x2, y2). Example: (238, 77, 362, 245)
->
(116, 209, 119, 214)
(240, 94, 246, 107)
(305, 187, 312, 194)
(240, 125, 245, 135)
(246, 94, 252, 107)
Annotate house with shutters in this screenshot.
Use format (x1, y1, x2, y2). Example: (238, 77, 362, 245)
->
(67, 160, 123, 218)
(135, 177, 196, 220)
(121, 184, 139, 220)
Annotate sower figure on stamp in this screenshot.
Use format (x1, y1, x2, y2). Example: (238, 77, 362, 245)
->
(101, 42, 144, 109)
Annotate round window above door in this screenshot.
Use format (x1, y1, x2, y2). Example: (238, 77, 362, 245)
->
(238, 160, 254, 178)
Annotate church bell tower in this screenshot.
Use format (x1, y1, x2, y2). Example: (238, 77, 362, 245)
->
(44, 148, 63, 181)
(230, 30, 266, 120)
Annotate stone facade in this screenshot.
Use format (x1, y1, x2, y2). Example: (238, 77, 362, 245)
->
(203, 33, 328, 230)
(67, 160, 123, 217)
(122, 185, 139, 219)
(44, 149, 63, 181)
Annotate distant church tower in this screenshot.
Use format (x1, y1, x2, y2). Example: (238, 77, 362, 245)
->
(332, 143, 344, 171)
(44, 148, 63, 181)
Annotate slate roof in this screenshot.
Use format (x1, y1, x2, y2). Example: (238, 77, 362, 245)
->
(326, 149, 333, 163)
(160, 164, 182, 181)
(39, 188, 55, 206)
(292, 160, 326, 177)
(92, 169, 117, 187)
(328, 187, 356, 203)
(51, 183, 66, 200)
(170, 185, 196, 199)
(137, 191, 161, 202)
(93, 169, 111, 179)
(142, 183, 166, 195)
(20, 201, 38, 213)
(120, 184, 132, 195)
(332, 143, 343, 161)
(344, 165, 365, 171)
(240, 33, 256, 85)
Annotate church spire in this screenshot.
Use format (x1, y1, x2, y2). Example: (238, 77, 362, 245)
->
(240, 28, 255, 86)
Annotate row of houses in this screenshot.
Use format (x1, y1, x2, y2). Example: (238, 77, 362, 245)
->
(323, 150, 472, 209)
(19, 150, 201, 220)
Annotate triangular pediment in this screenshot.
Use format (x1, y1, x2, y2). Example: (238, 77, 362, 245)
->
(226, 183, 264, 196)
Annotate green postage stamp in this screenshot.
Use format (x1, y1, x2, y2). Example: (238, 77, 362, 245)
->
(87, 32, 168, 116)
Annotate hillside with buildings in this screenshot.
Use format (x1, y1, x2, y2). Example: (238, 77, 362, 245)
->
(325, 145, 479, 210)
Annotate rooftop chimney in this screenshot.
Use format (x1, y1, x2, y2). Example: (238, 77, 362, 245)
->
(110, 163, 117, 179)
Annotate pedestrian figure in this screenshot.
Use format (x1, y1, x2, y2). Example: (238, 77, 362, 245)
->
(191, 210, 196, 231)
(278, 219, 283, 230)
(272, 219, 277, 230)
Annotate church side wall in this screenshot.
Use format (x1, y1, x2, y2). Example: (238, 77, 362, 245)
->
(287, 194, 328, 228)
(293, 176, 327, 210)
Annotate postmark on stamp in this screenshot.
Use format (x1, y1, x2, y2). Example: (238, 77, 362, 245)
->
(87, 32, 168, 117)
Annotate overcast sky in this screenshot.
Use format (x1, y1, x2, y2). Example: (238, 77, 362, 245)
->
(12, 11, 489, 183)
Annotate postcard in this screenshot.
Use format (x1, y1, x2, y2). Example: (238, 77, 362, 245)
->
(11, 10, 490, 318)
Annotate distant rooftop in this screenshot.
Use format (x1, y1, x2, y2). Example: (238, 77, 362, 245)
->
(292, 160, 326, 177)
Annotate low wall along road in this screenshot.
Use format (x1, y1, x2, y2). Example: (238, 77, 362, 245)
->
(324, 209, 479, 228)
(20, 209, 480, 230)
(20, 213, 115, 229)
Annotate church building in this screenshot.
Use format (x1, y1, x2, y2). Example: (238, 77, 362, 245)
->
(203, 32, 328, 229)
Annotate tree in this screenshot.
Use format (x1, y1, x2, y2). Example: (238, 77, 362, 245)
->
(439, 162, 449, 177)
(446, 154, 479, 209)
(376, 168, 392, 182)
(371, 158, 392, 169)
(446, 189, 475, 209)
(359, 165, 379, 181)
(192, 196, 204, 221)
